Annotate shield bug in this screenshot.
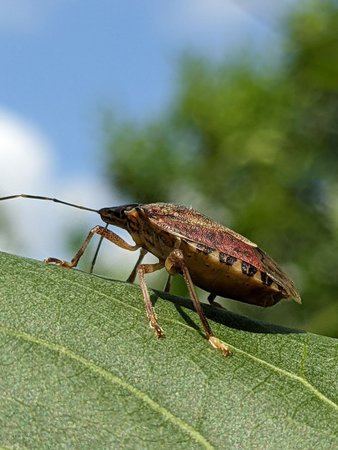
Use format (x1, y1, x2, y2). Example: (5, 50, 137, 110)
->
(0, 194, 301, 356)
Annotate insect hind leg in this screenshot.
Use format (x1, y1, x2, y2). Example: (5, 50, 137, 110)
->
(165, 249, 231, 357)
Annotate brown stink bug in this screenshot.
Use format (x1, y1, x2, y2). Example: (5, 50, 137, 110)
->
(0, 194, 301, 356)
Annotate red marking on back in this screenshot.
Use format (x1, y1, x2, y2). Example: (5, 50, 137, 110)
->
(143, 204, 265, 271)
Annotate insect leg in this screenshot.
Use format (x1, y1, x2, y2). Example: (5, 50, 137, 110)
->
(163, 274, 172, 293)
(136, 262, 165, 338)
(165, 249, 231, 356)
(126, 248, 148, 283)
(207, 293, 217, 304)
(207, 292, 226, 310)
(46, 225, 140, 268)
(89, 224, 109, 274)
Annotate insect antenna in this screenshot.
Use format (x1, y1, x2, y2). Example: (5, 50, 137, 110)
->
(0, 194, 100, 214)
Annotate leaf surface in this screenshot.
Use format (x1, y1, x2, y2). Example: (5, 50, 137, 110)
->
(0, 252, 337, 449)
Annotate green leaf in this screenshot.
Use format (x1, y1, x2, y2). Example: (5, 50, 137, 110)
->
(0, 252, 337, 449)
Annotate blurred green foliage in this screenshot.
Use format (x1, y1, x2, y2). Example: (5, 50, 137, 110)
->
(104, 1, 338, 337)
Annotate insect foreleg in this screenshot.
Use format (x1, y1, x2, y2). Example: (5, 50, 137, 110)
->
(89, 224, 109, 274)
(126, 248, 148, 283)
(136, 261, 165, 338)
(46, 225, 140, 268)
(165, 249, 231, 357)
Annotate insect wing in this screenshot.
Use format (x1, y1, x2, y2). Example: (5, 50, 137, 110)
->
(143, 203, 260, 263)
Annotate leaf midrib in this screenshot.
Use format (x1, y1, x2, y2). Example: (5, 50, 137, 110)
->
(0, 325, 214, 450)
(9, 259, 338, 417)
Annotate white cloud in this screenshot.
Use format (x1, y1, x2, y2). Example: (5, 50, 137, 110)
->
(155, 0, 272, 58)
(173, 0, 241, 30)
(0, 108, 138, 278)
(0, 0, 68, 33)
(153, 0, 301, 60)
(163, 0, 297, 33)
(236, 0, 301, 22)
(0, 109, 53, 192)
(0, 108, 62, 257)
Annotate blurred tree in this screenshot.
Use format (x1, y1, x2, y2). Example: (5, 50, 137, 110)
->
(104, 0, 338, 337)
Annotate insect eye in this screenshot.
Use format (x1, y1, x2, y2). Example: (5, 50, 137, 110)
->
(116, 208, 126, 219)
(98, 204, 140, 225)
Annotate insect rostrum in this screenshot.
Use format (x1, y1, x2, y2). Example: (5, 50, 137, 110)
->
(0, 195, 301, 357)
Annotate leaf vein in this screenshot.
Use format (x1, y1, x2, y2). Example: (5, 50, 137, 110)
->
(162, 319, 338, 413)
(0, 325, 214, 450)
(230, 345, 338, 412)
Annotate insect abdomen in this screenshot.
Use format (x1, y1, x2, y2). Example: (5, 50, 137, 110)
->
(181, 241, 287, 307)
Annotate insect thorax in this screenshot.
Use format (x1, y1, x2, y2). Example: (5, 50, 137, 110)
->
(124, 207, 177, 260)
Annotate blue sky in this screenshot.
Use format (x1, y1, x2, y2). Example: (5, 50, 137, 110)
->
(0, 0, 298, 262)
(0, 0, 291, 176)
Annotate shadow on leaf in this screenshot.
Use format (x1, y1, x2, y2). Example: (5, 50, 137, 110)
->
(154, 289, 304, 335)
